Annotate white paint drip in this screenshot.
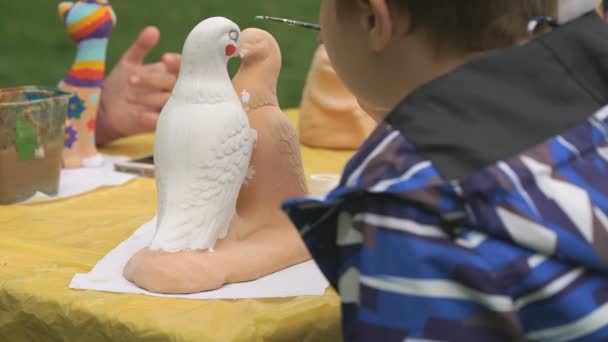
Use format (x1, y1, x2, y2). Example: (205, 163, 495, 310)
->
(241, 89, 251, 105)
(243, 166, 256, 185)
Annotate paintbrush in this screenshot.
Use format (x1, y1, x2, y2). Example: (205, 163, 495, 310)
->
(255, 16, 321, 31)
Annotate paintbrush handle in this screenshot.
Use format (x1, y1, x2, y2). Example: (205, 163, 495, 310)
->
(255, 16, 321, 31)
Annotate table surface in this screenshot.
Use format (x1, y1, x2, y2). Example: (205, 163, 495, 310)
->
(0, 110, 354, 341)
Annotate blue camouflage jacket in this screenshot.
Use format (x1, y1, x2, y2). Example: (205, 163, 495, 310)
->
(284, 11, 608, 342)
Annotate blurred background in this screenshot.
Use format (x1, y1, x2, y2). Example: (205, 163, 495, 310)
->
(0, 1, 321, 108)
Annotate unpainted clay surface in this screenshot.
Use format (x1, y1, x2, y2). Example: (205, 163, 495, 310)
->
(231, 28, 308, 236)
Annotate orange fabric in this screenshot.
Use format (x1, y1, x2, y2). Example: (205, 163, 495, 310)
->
(299, 45, 377, 149)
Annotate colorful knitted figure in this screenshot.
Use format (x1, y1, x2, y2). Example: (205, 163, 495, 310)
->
(58, 0, 116, 168)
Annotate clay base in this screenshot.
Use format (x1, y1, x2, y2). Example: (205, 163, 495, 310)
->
(124, 247, 226, 294)
(124, 215, 309, 294)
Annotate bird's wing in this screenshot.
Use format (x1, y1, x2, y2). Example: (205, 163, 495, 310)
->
(185, 110, 255, 246)
(271, 112, 308, 192)
(153, 101, 176, 230)
(152, 105, 255, 251)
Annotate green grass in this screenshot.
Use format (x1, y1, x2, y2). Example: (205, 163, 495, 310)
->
(0, 1, 321, 108)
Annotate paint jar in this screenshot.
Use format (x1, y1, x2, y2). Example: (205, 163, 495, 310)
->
(0, 86, 71, 204)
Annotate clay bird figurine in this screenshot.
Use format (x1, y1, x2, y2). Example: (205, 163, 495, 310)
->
(230, 28, 308, 239)
(123, 26, 310, 295)
(148, 17, 257, 253)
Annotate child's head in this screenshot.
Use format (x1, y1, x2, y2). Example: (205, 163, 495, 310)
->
(319, 0, 557, 119)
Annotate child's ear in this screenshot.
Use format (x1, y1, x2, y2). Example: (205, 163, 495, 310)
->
(58, 2, 74, 25)
(362, 0, 393, 52)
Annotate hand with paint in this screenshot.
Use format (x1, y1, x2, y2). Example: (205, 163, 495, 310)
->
(96, 27, 181, 145)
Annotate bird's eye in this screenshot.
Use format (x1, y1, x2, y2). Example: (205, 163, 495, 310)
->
(229, 30, 238, 41)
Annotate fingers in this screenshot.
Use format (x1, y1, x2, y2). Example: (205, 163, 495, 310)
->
(124, 26, 161, 65)
(128, 90, 171, 111)
(129, 71, 176, 92)
(134, 111, 160, 131)
(162, 53, 182, 75)
(124, 65, 174, 127)
(145, 61, 168, 73)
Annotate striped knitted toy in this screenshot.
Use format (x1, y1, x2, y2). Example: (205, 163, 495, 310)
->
(58, 0, 116, 168)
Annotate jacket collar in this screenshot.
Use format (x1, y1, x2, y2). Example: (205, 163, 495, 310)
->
(386, 12, 608, 181)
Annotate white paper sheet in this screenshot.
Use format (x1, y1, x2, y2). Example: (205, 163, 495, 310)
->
(70, 218, 329, 299)
(21, 155, 136, 204)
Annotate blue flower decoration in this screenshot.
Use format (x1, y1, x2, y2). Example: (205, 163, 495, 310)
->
(67, 95, 86, 119)
(64, 126, 78, 148)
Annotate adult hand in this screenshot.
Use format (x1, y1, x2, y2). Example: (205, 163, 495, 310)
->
(96, 26, 181, 145)
(125, 53, 180, 114)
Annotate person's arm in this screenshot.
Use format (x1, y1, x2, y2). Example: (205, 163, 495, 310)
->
(328, 195, 526, 341)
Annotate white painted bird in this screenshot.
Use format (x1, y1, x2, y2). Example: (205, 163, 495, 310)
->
(149, 17, 257, 253)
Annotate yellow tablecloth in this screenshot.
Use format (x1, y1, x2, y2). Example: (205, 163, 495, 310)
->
(0, 110, 354, 341)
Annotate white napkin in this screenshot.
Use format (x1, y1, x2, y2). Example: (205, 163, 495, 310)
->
(21, 155, 136, 204)
(70, 218, 329, 299)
